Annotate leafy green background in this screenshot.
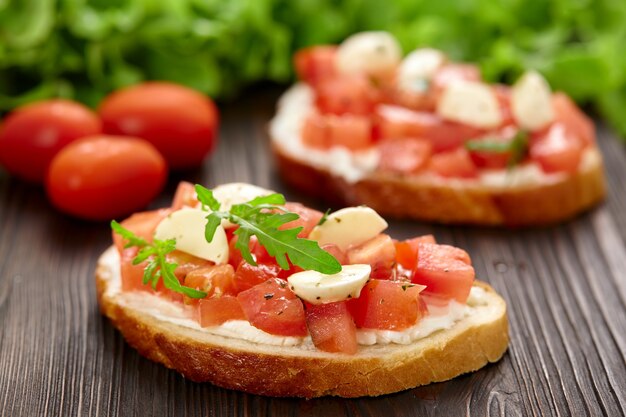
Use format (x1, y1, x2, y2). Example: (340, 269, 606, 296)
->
(1, 0, 625, 136)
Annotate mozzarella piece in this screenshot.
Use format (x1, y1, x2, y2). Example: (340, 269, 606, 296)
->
(511, 70, 555, 131)
(288, 264, 371, 304)
(212, 183, 275, 211)
(308, 206, 388, 251)
(336, 31, 402, 77)
(437, 80, 503, 129)
(154, 208, 229, 264)
(397, 48, 447, 92)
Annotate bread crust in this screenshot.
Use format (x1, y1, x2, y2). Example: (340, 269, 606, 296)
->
(272, 142, 606, 226)
(97, 248, 508, 398)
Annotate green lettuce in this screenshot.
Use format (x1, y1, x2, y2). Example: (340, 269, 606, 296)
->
(1, 0, 625, 137)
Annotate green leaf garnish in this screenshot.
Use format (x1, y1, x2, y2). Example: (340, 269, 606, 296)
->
(317, 209, 331, 226)
(465, 131, 529, 168)
(195, 185, 342, 275)
(111, 220, 207, 299)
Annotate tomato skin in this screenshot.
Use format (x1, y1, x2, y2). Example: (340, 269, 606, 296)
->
(112, 208, 171, 253)
(280, 202, 323, 238)
(428, 147, 478, 179)
(294, 46, 338, 85)
(237, 278, 308, 337)
(530, 123, 583, 174)
(234, 261, 282, 292)
(197, 296, 246, 327)
(321, 244, 348, 265)
(46, 135, 167, 220)
(347, 279, 427, 330)
(0, 100, 101, 183)
(229, 235, 273, 268)
(347, 234, 397, 280)
(375, 105, 482, 152)
(378, 138, 432, 174)
(412, 243, 474, 303)
(315, 75, 379, 116)
(99, 82, 219, 169)
(305, 301, 357, 354)
(302, 113, 373, 151)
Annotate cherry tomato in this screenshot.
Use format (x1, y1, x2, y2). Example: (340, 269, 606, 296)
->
(46, 135, 167, 220)
(99, 82, 219, 169)
(0, 100, 101, 183)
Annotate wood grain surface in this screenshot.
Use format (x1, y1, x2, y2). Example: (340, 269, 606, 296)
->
(1, 86, 625, 416)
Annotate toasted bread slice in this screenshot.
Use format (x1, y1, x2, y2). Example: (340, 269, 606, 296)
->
(269, 85, 606, 226)
(97, 247, 508, 398)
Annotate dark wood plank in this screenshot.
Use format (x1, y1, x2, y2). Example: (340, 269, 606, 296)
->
(1, 85, 625, 416)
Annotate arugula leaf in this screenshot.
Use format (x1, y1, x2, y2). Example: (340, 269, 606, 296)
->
(110, 220, 206, 299)
(465, 131, 529, 168)
(196, 185, 342, 275)
(317, 209, 331, 226)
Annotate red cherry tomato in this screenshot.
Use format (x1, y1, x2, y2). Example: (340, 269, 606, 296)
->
(0, 100, 101, 183)
(99, 82, 219, 169)
(46, 135, 167, 220)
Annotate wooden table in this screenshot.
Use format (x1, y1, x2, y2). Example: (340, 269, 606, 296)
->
(1, 86, 625, 416)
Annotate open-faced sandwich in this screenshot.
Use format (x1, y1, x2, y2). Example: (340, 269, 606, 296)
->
(269, 31, 606, 225)
(97, 182, 508, 398)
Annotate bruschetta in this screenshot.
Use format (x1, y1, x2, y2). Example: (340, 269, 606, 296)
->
(269, 31, 606, 225)
(97, 182, 508, 397)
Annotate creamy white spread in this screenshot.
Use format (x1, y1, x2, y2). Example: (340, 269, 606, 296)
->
(101, 247, 486, 348)
(268, 83, 599, 186)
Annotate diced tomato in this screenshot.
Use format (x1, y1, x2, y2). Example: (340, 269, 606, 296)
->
(375, 105, 483, 152)
(412, 243, 474, 303)
(395, 235, 437, 273)
(234, 261, 282, 292)
(431, 64, 481, 91)
(229, 235, 273, 268)
(168, 251, 213, 282)
(197, 295, 246, 327)
(119, 247, 183, 302)
(171, 181, 198, 210)
(377, 138, 433, 174)
(183, 264, 237, 305)
(321, 244, 348, 265)
(530, 123, 583, 174)
(279, 202, 323, 238)
(120, 247, 149, 292)
(347, 234, 396, 279)
(347, 280, 427, 330)
(428, 147, 478, 179)
(237, 278, 307, 337)
(294, 46, 338, 86)
(302, 112, 373, 150)
(468, 126, 519, 169)
(315, 75, 380, 116)
(304, 301, 357, 354)
(552, 92, 595, 147)
(112, 208, 171, 253)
